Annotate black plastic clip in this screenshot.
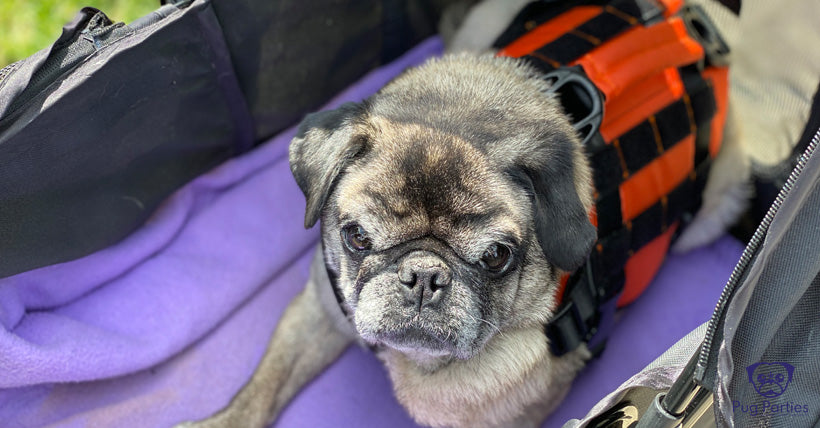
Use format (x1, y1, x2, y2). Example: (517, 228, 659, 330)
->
(546, 259, 616, 357)
(542, 65, 605, 148)
(681, 4, 730, 67)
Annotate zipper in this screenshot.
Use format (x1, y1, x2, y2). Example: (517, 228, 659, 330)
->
(0, 61, 22, 87)
(694, 125, 820, 381)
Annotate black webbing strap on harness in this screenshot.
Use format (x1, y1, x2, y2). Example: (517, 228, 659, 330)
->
(493, 0, 665, 52)
(324, 252, 351, 318)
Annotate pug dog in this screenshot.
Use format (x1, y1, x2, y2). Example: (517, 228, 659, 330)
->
(176, 0, 755, 426)
(178, 52, 596, 428)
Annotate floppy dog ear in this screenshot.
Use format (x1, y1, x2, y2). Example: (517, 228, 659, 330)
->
(517, 135, 597, 272)
(289, 102, 367, 228)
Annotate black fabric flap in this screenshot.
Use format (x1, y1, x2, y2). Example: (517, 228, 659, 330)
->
(0, 0, 252, 278)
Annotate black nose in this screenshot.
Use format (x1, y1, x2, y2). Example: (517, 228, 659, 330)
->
(398, 255, 452, 309)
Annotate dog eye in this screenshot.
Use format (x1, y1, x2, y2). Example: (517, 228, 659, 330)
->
(341, 224, 372, 252)
(480, 244, 512, 273)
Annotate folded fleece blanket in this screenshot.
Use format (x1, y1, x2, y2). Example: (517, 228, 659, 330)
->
(0, 37, 743, 428)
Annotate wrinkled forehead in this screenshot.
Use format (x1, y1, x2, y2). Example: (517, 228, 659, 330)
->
(334, 119, 529, 252)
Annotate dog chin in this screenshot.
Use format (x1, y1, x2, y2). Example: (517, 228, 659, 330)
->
(363, 324, 477, 360)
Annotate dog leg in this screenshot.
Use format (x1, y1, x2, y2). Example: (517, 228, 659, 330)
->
(176, 254, 353, 428)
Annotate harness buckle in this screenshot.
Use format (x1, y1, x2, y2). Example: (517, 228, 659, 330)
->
(546, 258, 616, 357)
(542, 65, 605, 148)
(681, 4, 730, 67)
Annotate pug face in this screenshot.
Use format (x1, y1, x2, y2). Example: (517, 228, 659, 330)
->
(747, 362, 795, 398)
(289, 54, 596, 362)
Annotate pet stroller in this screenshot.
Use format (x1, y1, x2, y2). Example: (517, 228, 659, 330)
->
(0, 0, 817, 427)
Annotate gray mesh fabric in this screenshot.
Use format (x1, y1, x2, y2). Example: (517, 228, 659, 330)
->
(563, 324, 708, 427)
(714, 137, 820, 427)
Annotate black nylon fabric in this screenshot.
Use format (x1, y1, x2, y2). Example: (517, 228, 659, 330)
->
(0, 1, 251, 278)
(211, 0, 454, 142)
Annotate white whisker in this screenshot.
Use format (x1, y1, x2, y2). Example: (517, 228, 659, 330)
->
(466, 313, 502, 335)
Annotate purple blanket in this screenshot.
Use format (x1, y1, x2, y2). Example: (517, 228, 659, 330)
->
(0, 37, 743, 427)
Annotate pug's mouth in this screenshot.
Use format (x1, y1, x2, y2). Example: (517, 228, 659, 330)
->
(362, 317, 474, 359)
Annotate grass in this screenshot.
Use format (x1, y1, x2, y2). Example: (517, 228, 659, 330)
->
(0, 0, 157, 67)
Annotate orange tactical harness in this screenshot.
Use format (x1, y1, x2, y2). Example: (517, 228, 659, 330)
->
(494, 0, 729, 355)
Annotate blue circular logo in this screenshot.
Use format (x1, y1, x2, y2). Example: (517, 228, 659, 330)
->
(747, 362, 795, 398)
